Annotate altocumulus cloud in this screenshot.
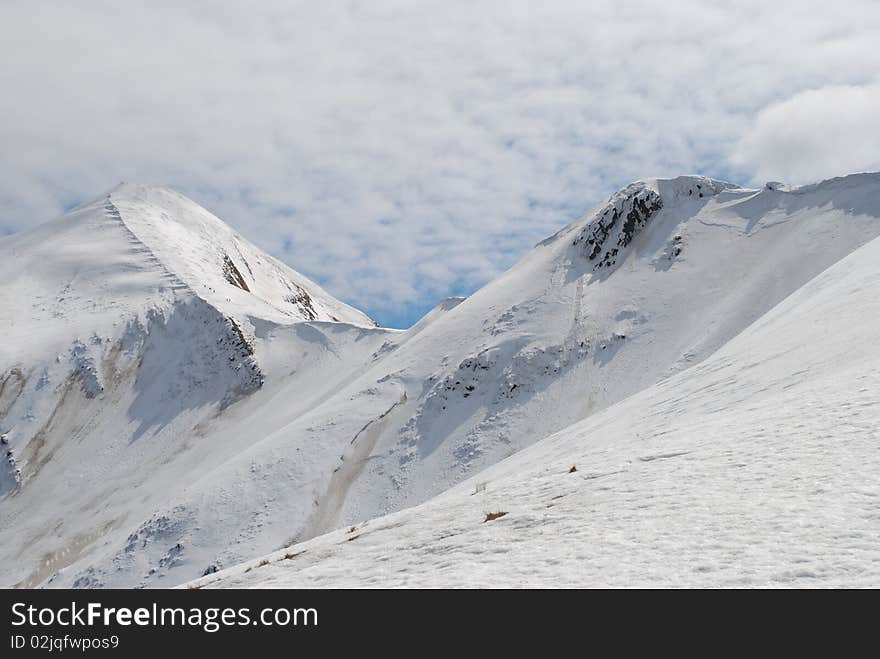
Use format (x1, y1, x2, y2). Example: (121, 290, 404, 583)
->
(1, 0, 879, 326)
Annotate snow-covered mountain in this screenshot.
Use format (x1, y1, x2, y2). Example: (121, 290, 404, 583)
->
(193, 215, 880, 588)
(0, 184, 385, 587)
(2, 173, 879, 588)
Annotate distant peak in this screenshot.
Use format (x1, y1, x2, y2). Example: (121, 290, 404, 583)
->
(50, 182, 376, 328)
(437, 296, 467, 310)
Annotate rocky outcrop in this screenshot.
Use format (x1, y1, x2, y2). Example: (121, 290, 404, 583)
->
(572, 183, 663, 269)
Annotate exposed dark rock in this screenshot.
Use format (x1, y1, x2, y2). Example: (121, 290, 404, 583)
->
(571, 184, 663, 270)
(283, 282, 319, 321)
(221, 254, 250, 292)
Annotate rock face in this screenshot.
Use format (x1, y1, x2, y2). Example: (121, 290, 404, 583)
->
(572, 183, 663, 269)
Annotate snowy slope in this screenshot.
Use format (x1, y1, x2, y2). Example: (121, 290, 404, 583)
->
(264, 173, 880, 542)
(0, 185, 386, 588)
(3, 173, 880, 589)
(192, 227, 880, 588)
(107, 184, 373, 327)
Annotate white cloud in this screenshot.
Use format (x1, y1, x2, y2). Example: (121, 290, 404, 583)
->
(1, 1, 879, 325)
(733, 85, 880, 184)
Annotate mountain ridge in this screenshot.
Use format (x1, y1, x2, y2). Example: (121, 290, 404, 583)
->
(2, 171, 880, 588)
(192, 222, 880, 588)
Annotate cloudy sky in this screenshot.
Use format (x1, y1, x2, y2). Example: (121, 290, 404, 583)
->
(2, 1, 879, 326)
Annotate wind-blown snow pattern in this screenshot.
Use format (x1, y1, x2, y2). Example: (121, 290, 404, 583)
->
(2, 173, 880, 588)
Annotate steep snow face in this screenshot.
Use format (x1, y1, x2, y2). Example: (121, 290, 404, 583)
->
(0, 188, 388, 587)
(192, 229, 880, 589)
(0, 197, 262, 494)
(108, 184, 374, 327)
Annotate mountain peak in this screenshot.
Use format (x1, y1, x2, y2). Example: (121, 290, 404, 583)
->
(0, 183, 376, 427)
(98, 184, 374, 327)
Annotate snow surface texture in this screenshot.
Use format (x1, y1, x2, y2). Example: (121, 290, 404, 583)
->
(2, 173, 880, 588)
(193, 226, 880, 587)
